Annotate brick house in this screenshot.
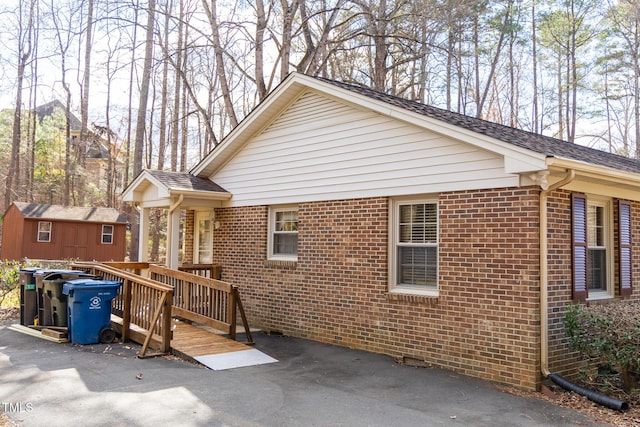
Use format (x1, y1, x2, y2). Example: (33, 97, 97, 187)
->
(123, 73, 640, 391)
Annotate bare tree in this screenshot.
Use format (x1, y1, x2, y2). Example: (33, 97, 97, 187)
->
(5, 0, 37, 210)
(201, 0, 238, 127)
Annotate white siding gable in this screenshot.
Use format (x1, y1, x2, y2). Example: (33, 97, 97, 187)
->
(212, 91, 520, 206)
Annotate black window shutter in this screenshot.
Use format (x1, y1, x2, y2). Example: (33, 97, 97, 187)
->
(572, 193, 588, 301)
(619, 201, 633, 297)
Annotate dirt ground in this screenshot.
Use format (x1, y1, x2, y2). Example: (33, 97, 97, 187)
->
(0, 306, 638, 426)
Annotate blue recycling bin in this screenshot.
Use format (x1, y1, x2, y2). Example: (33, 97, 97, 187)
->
(62, 279, 122, 344)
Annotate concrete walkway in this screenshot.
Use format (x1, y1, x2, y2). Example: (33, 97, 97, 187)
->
(0, 321, 604, 427)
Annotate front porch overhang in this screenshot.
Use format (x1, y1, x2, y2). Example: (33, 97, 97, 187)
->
(122, 169, 231, 268)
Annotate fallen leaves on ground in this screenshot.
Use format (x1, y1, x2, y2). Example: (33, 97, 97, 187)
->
(0, 308, 19, 323)
(501, 383, 640, 426)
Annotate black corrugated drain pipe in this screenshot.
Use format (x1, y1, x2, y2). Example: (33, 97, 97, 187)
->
(547, 373, 629, 411)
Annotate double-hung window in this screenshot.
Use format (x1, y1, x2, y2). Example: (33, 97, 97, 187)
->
(101, 225, 114, 244)
(391, 199, 438, 294)
(37, 221, 52, 242)
(268, 206, 298, 260)
(572, 194, 622, 300)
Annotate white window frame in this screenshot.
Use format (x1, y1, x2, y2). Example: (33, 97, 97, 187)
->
(194, 210, 213, 264)
(389, 197, 439, 296)
(101, 224, 114, 245)
(586, 196, 614, 300)
(267, 205, 298, 261)
(37, 221, 52, 242)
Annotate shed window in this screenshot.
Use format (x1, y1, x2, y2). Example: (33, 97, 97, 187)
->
(268, 206, 298, 260)
(390, 199, 438, 295)
(37, 221, 52, 242)
(101, 225, 114, 244)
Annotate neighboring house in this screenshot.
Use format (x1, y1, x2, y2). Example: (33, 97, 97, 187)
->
(0, 202, 127, 262)
(123, 72, 640, 391)
(35, 100, 124, 193)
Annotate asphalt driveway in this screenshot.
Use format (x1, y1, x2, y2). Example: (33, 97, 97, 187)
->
(0, 321, 603, 427)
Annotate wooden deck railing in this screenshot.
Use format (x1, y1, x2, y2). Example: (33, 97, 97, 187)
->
(72, 262, 173, 357)
(102, 262, 151, 277)
(178, 263, 222, 280)
(81, 261, 252, 346)
(149, 265, 252, 343)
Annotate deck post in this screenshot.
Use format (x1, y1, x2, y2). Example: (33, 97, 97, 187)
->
(162, 289, 173, 352)
(228, 286, 237, 341)
(138, 208, 150, 262)
(122, 278, 132, 342)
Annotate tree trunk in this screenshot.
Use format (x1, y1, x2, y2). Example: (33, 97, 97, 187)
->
(134, 0, 155, 177)
(201, 0, 238, 127)
(255, 0, 268, 100)
(171, 0, 184, 171)
(531, 3, 539, 134)
(157, 0, 172, 171)
(5, 0, 36, 210)
(131, 0, 156, 262)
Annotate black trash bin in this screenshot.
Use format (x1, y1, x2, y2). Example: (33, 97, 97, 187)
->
(36, 270, 96, 327)
(19, 268, 39, 326)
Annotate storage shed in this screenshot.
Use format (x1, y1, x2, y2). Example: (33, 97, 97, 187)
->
(0, 202, 127, 261)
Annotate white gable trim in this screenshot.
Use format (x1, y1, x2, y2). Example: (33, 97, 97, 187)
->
(191, 73, 548, 179)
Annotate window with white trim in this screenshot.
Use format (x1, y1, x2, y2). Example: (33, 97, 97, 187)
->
(101, 225, 114, 244)
(572, 194, 614, 300)
(37, 221, 52, 242)
(390, 199, 438, 294)
(268, 206, 298, 260)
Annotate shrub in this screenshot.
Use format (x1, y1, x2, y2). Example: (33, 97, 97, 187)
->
(564, 303, 640, 393)
(0, 260, 22, 307)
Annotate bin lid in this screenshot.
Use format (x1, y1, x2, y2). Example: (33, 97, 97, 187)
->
(35, 269, 84, 277)
(44, 271, 96, 281)
(62, 279, 122, 293)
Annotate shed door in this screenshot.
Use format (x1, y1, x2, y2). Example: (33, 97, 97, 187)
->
(61, 224, 89, 259)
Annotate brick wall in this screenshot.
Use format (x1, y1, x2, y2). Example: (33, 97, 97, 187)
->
(212, 187, 548, 390)
(183, 210, 194, 264)
(546, 190, 640, 377)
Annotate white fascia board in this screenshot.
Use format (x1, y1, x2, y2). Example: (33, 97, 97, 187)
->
(168, 189, 232, 200)
(547, 157, 640, 187)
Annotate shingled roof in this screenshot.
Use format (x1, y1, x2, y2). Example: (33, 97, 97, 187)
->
(35, 100, 83, 130)
(13, 202, 127, 223)
(145, 169, 228, 193)
(315, 76, 640, 175)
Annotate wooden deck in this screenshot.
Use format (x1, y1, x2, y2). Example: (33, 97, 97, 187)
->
(170, 319, 250, 361)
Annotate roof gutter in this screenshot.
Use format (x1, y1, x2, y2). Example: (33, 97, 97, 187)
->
(169, 188, 232, 200)
(539, 169, 575, 377)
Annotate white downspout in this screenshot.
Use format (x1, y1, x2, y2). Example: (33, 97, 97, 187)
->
(539, 169, 575, 377)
